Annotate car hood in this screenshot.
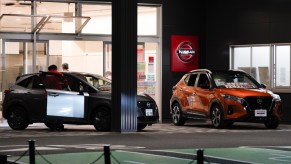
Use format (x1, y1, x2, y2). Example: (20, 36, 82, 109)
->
(217, 88, 273, 98)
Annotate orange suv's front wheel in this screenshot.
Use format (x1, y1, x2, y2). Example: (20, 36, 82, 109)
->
(211, 104, 226, 128)
(172, 103, 186, 126)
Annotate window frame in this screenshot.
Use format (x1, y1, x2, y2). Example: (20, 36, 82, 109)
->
(230, 44, 291, 93)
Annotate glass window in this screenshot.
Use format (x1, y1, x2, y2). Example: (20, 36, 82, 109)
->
(138, 6, 157, 35)
(17, 76, 32, 88)
(1, 2, 31, 15)
(37, 2, 75, 16)
(252, 46, 270, 87)
(275, 45, 290, 88)
(81, 4, 112, 34)
(232, 46, 270, 88)
(32, 76, 43, 89)
(233, 47, 251, 74)
(186, 74, 197, 86)
(197, 74, 210, 89)
(231, 44, 291, 92)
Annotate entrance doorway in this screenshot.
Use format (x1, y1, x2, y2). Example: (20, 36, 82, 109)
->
(104, 42, 160, 104)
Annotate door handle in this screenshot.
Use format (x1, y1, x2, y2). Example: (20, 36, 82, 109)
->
(49, 93, 59, 97)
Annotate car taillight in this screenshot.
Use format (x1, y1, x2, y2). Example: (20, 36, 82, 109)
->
(4, 89, 12, 94)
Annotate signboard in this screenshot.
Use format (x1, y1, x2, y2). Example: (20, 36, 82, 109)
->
(171, 35, 199, 72)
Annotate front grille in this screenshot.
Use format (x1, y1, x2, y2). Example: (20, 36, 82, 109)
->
(244, 97, 273, 111)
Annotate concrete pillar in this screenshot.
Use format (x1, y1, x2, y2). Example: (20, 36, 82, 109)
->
(111, 0, 138, 132)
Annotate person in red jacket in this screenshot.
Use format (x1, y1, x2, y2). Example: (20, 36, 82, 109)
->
(47, 65, 63, 90)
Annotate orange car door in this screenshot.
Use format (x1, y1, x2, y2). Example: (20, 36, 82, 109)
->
(177, 74, 200, 112)
(194, 73, 215, 114)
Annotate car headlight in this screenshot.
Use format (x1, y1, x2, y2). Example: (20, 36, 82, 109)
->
(221, 94, 249, 110)
(221, 94, 244, 103)
(272, 94, 281, 101)
(267, 90, 281, 101)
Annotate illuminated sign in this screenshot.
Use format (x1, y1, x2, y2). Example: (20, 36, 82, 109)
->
(171, 35, 199, 72)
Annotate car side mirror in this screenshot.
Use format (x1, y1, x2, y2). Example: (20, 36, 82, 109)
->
(261, 84, 267, 89)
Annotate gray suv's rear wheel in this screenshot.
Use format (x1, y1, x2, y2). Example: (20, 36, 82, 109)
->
(7, 106, 29, 130)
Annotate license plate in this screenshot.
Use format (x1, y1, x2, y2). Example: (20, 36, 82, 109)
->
(145, 109, 153, 116)
(255, 109, 267, 117)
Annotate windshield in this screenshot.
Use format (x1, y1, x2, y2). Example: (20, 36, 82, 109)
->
(212, 71, 261, 89)
(79, 74, 111, 91)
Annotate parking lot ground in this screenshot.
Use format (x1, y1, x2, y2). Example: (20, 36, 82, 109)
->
(8, 146, 291, 164)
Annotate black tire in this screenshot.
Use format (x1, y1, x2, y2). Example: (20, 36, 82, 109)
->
(44, 122, 54, 130)
(211, 104, 225, 128)
(172, 103, 186, 126)
(7, 106, 29, 130)
(137, 124, 147, 131)
(45, 121, 64, 131)
(264, 116, 279, 129)
(92, 107, 111, 132)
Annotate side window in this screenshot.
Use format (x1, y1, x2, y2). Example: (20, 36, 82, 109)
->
(98, 79, 111, 91)
(32, 76, 43, 89)
(197, 74, 210, 89)
(185, 74, 197, 86)
(17, 76, 33, 88)
(64, 75, 81, 92)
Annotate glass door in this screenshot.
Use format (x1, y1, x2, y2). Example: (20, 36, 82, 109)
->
(103, 42, 159, 99)
(1, 40, 48, 91)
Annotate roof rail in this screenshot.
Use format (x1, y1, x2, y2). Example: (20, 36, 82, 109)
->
(229, 69, 246, 73)
(190, 69, 212, 73)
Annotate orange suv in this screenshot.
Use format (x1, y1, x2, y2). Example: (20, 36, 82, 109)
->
(170, 69, 282, 129)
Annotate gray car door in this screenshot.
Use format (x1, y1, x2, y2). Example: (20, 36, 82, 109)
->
(43, 72, 85, 118)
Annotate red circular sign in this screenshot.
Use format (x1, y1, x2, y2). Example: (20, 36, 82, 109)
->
(176, 41, 196, 62)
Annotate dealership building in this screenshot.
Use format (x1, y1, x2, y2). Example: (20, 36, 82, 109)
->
(1, 0, 291, 130)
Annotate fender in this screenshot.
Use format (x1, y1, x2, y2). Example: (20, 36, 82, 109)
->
(208, 98, 224, 116)
(170, 96, 183, 113)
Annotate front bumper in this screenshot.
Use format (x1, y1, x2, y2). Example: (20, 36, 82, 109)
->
(224, 97, 282, 122)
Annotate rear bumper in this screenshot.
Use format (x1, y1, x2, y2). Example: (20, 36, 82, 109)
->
(138, 116, 159, 124)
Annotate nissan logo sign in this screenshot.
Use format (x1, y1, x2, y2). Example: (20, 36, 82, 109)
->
(257, 98, 263, 104)
(176, 41, 196, 62)
(147, 102, 151, 108)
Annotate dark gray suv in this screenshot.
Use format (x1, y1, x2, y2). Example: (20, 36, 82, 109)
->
(2, 71, 159, 131)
